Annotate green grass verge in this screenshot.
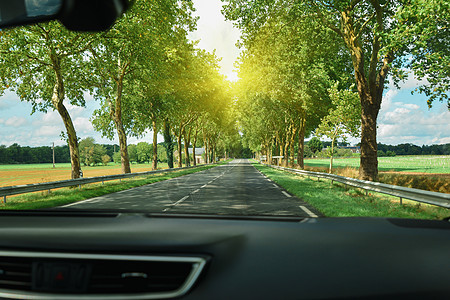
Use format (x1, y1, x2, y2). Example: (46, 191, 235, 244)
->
(1, 163, 224, 210)
(253, 163, 449, 220)
(304, 155, 450, 173)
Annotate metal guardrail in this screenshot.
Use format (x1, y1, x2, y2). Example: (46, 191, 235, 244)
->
(0, 164, 212, 203)
(267, 164, 450, 209)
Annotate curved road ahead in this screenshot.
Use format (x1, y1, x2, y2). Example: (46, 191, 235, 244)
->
(63, 159, 321, 217)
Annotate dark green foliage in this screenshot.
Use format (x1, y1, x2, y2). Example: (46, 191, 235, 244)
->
(308, 137, 323, 153)
(0, 144, 69, 164)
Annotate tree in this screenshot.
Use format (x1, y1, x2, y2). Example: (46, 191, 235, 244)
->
(308, 138, 323, 154)
(136, 142, 151, 164)
(79, 137, 107, 166)
(92, 145, 107, 166)
(0, 22, 96, 178)
(316, 83, 361, 173)
(113, 152, 121, 164)
(102, 155, 111, 166)
(90, 0, 196, 174)
(79, 137, 96, 166)
(127, 144, 137, 163)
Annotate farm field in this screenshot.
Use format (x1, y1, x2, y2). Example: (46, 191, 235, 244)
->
(304, 155, 450, 174)
(0, 163, 169, 187)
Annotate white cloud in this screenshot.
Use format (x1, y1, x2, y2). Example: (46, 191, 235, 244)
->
(378, 107, 450, 145)
(36, 110, 61, 125)
(383, 107, 411, 123)
(35, 125, 61, 137)
(380, 89, 398, 113)
(73, 117, 94, 133)
(404, 103, 420, 110)
(5, 116, 28, 127)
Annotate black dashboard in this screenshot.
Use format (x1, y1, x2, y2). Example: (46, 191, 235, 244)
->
(0, 211, 449, 299)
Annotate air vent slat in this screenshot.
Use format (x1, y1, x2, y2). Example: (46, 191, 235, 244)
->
(0, 262, 30, 268)
(4, 271, 30, 277)
(0, 280, 31, 287)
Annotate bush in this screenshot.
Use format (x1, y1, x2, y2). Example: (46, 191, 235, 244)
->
(101, 154, 111, 166)
(336, 148, 353, 157)
(113, 152, 121, 164)
(315, 150, 328, 158)
(303, 145, 313, 158)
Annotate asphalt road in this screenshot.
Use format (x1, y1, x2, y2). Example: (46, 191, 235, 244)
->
(63, 159, 321, 217)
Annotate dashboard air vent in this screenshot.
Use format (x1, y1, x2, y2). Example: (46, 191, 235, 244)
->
(0, 251, 208, 300)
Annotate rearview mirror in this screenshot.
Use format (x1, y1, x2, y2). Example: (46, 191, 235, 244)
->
(0, 0, 131, 31)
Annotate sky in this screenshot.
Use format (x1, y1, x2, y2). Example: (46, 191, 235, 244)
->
(0, 0, 448, 148)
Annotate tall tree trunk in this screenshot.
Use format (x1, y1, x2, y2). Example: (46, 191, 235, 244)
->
(297, 119, 306, 169)
(183, 127, 191, 167)
(340, 8, 391, 181)
(192, 129, 198, 166)
(268, 138, 273, 165)
(113, 76, 131, 174)
(283, 139, 290, 167)
(115, 121, 131, 174)
(152, 119, 158, 170)
(203, 130, 209, 164)
(329, 136, 336, 174)
(359, 96, 380, 180)
(51, 55, 81, 179)
(177, 130, 182, 168)
(289, 134, 295, 168)
(54, 92, 81, 179)
(163, 118, 174, 168)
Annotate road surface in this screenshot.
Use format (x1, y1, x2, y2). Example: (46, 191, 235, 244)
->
(63, 159, 321, 217)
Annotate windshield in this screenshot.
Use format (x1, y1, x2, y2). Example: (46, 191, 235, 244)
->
(0, 0, 448, 220)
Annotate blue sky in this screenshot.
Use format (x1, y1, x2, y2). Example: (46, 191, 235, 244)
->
(0, 0, 448, 148)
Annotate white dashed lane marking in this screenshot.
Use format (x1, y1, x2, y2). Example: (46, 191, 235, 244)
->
(299, 205, 318, 218)
(163, 195, 190, 212)
(281, 191, 292, 198)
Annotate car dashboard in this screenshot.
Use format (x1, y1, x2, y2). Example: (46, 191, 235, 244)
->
(0, 211, 449, 300)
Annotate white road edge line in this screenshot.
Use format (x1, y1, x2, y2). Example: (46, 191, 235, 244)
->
(299, 205, 318, 218)
(272, 184, 278, 188)
(281, 191, 292, 198)
(60, 198, 98, 207)
(192, 189, 200, 194)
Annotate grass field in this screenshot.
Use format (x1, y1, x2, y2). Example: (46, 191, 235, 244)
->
(253, 163, 449, 220)
(304, 155, 450, 174)
(0, 162, 169, 187)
